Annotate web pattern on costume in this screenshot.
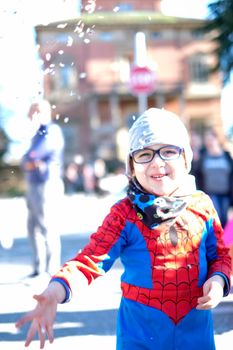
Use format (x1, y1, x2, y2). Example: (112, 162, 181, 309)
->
(121, 193, 230, 324)
(121, 211, 203, 324)
(56, 193, 230, 325)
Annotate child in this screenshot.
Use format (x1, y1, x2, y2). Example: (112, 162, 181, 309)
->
(16, 108, 231, 350)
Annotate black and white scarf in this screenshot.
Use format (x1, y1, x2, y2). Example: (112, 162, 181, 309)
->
(127, 178, 189, 230)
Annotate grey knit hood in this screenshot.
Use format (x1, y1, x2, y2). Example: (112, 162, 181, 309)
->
(126, 108, 193, 177)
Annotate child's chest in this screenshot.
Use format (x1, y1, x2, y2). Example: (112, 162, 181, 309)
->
(132, 210, 206, 266)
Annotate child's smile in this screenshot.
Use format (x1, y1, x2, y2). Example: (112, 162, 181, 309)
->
(132, 144, 187, 196)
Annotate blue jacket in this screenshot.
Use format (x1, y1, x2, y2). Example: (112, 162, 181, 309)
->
(22, 123, 64, 184)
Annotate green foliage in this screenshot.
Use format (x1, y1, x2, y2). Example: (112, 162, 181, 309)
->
(0, 127, 9, 164)
(203, 0, 233, 85)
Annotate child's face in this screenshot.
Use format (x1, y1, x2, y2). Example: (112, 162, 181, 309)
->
(131, 144, 187, 196)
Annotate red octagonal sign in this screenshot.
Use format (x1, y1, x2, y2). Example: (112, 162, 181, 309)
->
(129, 65, 156, 95)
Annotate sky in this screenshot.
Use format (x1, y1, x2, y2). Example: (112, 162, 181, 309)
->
(161, 0, 210, 19)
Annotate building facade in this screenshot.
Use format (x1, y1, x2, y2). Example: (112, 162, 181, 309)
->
(35, 0, 222, 166)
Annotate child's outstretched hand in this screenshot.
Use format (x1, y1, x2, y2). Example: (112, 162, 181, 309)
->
(15, 282, 65, 349)
(196, 275, 225, 310)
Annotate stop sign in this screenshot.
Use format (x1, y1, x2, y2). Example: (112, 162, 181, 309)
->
(129, 65, 156, 95)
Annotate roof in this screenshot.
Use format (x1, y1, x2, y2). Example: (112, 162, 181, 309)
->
(36, 11, 207, 33)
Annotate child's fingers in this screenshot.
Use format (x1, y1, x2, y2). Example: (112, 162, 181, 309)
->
(33, 293, 46, 303)
(16, 295, 45, 329)
(24, 320, 39, 347)
(196, 302, 210, 310)
(197, 295, 210, 304)
(37, 325, 46, 349)
(46, 325, 54, 344)
(196, 295, 211, 309)
(196, 294, 221, 310)
(15, 311, 34, 329)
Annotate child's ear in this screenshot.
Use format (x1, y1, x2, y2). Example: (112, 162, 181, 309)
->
(129, 157, 135, 175)
(182, 153, 189, 173)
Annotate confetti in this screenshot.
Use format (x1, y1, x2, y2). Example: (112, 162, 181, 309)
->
(67, 36, 73, 47)
(45, 53, 51, 61)
(57, 23, 68, 29)
(79, 72, 87, 79)
(84, 0, 96, 14)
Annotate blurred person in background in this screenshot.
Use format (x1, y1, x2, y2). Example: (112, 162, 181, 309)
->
(21, 99, 65, 278)
(64, 155, 84, 194)
(82, 161, 96, 194)
(189, 131, 203, 189)
(64, 161, 80, 194)
(196, 128, 233, 228)
(93, 158, 107, 195)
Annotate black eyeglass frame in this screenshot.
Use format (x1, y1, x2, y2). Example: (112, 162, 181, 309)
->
(131, 145, 183, 164)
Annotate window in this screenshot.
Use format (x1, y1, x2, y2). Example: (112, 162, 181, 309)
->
(188, 53, 209, 83)
(49, 54, 77, 92)
(98, 32, 114, 42)
(151, 31, 163, 41)
(116, 3, 133, 11)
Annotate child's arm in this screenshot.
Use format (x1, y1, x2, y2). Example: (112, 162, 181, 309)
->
(196, 274, 225, 310)
(15, 281, 66, 349)
(15, 200, 127, 348)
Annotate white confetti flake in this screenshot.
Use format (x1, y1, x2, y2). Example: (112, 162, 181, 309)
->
(57, 23, 68, 29)
(85, 0, 96, 14)
(43, 68, 50, 75)
(45, 53, 51, 61)
(79, 72, 86, 79)
(67, 36, 73, 47)
(74, 21, 84, 34)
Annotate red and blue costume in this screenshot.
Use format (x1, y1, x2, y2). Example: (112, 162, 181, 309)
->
(52, 189, 231, 350)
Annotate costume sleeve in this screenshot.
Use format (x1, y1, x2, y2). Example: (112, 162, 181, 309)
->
(205, 197, 232, 296)
(51, 200, 129, 296)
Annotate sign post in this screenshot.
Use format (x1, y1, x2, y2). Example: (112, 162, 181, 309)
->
(129, 32, 156, 114)
(129, 65, 156, 114)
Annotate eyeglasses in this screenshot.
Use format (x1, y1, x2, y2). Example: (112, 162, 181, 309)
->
(131, 145, 183, 164)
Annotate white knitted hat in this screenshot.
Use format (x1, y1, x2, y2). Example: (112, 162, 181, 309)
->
(126, 108, 193, 177)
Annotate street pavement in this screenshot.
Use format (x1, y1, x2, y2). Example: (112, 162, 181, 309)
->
(0, 193, 233, 349)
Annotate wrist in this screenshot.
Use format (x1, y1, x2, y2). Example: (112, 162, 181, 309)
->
(210, 275, 225, 288)
(46, 281, 66, 303)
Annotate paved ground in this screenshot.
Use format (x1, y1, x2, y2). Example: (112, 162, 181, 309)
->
(0, 194, 233, 349)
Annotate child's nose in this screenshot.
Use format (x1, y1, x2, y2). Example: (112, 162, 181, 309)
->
(151, 153, 165, 165)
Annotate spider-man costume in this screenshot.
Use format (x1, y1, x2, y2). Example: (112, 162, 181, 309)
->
(52, 190, 231, 350)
